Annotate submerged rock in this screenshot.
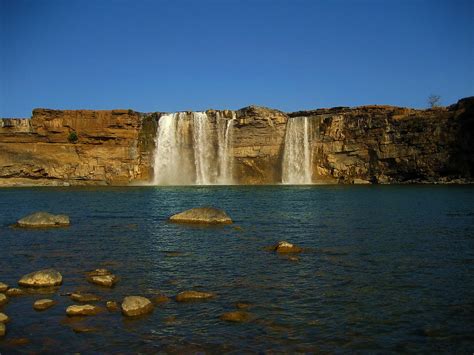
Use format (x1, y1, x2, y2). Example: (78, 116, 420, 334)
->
(86, 269, 118, 287)
(235, 302, 251, 310)
(18, 269, 63, 287)
(220, 310, 252, 323)
(6, 288, 25, 297)
(169, 207, 232, 225)
(0, 282, 8, 292)
(16, 211, 70, 228)
(176, 290, 215, 302)
(33, 299, 56, 311)
(70, 292, 101, 303)
(72, 325, 99, 333)
(0, 312, 9, 323)
(106, 301, 119, 311)
(0, 323, 5, 337)
(153, 294, 170, 304)
(273, 241, 303, 253)
(121, 296, 154, 317)
(66, 304, 103, 316)
(0, 293, 8, 306)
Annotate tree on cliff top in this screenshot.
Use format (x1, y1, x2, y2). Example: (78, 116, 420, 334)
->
(428, 94, 441, 108)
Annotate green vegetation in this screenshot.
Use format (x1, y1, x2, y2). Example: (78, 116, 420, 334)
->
(68, 131, 78, 143)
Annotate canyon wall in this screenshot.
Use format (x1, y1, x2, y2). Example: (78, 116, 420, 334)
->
(0, 97, 473, 186)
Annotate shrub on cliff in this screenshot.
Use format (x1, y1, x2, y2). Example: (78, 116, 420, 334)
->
(68, 131, 78, 143)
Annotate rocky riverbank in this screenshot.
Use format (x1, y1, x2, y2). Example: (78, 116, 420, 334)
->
(1, 97, 472, 186)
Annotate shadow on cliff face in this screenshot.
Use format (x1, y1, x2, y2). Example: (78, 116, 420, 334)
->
(447, 97, 474, 179)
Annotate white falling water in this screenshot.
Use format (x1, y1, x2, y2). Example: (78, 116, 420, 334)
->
(192, 112, 214, 185)
(282, 116, 312, 184)
(153, 111, 235, 185)
(217, 112, 235, 184)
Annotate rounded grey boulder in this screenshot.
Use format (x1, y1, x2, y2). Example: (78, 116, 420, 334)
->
(169, 207, 232, 225)
(121, 296, 154, 317)
(17, 211, 70, 228)
(18, 269, 63, 288)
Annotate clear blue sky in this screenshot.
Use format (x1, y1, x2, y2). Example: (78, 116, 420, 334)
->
(1, 0, 473, 117)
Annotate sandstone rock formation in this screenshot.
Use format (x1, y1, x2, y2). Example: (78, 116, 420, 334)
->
(175, 290, 215, 302)
(121, 296, 154, 317)
(16, 211, 70, 228)
(18, 269, 63, 287)
(1, 97, 473, 185)
(0, 312, 9, 323)
(86, 269, 118, 287)
(66, 304, 103, 316)
(33, 299, 56, 311)
(0, 293, 7, 306)
(0, 282, 8, 292)
(169, 207, 233, 224)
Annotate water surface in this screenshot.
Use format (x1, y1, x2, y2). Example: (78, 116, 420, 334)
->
(0, 185, 473, 353)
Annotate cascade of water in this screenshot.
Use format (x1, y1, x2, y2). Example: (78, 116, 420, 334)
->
(282, 116, 312, 184)
(216, 112, 235, 184)
(153, 111, 235, 185)
(192, 112, 213, 185)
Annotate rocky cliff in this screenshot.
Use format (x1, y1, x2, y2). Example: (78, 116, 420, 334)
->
(0, 97, 473, 186)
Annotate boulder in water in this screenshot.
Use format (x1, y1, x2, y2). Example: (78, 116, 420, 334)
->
(0, 293, 7, 306)
(273, 241, 303, 253)
(33, 299, 56, 311)
(86, 269, 118, 287)
(121, 296, 154, 317)
(18, 269, 63, 287)
(70, 292, 101, 303)
(0, 323, 5, 337)
(169, 207, 232, 225)
(66, 304, 103, 316)
(106, 301, 119, 311)
(0, 312, 9, 323)
(0, 282, 8, 293)
(175, 290, 215, 302)
(220, 310, 252, 323)
(6, 288, 25, 297)
(16, 211, 70, 228)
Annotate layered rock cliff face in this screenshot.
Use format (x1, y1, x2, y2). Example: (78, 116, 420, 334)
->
(0, 97, 473, 186)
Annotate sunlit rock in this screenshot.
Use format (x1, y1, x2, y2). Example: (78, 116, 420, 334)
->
(33, 299, 56, 311)
(0, 282, 8, 293)
(121, 296, 154, 317)
(6, 288, 25, 297)
(18, 269, 63, 287)
(66, 304, 103, 316)
(16, 211, 70, 228)
(169, 207, 232, 225)
(86, 269, 118, 287)
(0, 312, 9, 323)
(70, 292, 101, 303)
(220, 310, 252, 323)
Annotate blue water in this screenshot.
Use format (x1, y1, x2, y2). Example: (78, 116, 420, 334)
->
(0, 185, 473, 353)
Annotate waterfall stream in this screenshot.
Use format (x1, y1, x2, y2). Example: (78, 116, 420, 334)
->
(282, 116, 312, 184)
(153, 112, 235, 185)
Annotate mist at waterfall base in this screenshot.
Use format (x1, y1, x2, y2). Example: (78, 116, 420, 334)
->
(152, 112, 311, 185)
(1, 185, 473, 352)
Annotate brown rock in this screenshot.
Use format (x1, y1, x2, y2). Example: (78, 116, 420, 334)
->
(0, 322, 5, 337)
(220, 310, 252, 323)
(0, 282, 8, 292)
(70, 292, 101, 303)
(154, 294, 170, 304)
(18, 269, 63, 287)
(176, 290, 215, 302)
(86, 269, 117, 287)
(106, 301, 119, 311)
(274, 241, 303, 253)
(33, 299, 57, 311)
(235, 302, 251, 309)
(72, 325, 99, 333)
(0, 312, 9, 323)
(16, 211, 70, 228)
(121, 296, 154, 317)
(169, 207, 232, 225)
(66, 304, 103, 316)
(6, 288, 25, 297)
(0, 293, 7, 306)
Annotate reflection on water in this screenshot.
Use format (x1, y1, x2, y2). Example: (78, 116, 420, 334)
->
(0, 185, 473, 352)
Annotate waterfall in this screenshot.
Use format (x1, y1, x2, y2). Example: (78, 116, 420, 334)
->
(217, 112, 235, 184)
(282, 117, 312, 184)
(153, 111, 235, 185)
